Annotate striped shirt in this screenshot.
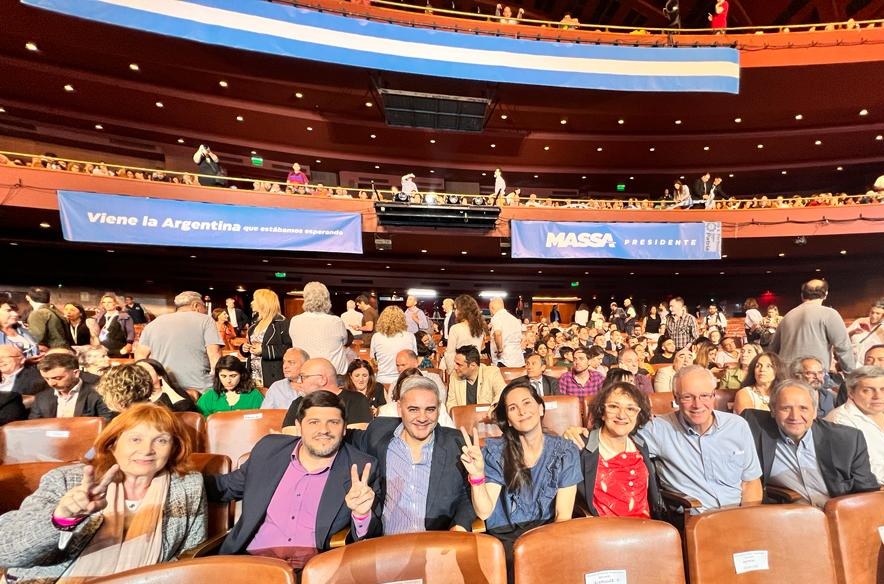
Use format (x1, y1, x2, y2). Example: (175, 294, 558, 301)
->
(382, 424, 434, 535)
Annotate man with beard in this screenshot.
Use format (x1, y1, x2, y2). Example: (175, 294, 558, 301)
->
(206, 390, 381, 570)
(347, 376, 475, 534)
(790, 356, 839, 417)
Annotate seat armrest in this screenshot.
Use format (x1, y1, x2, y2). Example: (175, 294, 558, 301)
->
(472, 518, 486, 533)
(330, 527, 350, 548)
(765, 485, 803, 503)
(660, 488, 703, 510)
(180, 530, 229, 559)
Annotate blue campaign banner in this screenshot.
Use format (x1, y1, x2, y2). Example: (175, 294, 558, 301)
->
(57, 191, 363, 254)
(23, 0, 740, 93)
(511, 221, 721, 260)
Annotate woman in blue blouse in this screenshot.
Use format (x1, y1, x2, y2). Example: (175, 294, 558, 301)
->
(460, 381, 580, 579)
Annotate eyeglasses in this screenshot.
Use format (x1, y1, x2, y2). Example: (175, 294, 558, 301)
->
(604, 403, 641, 417)
(295, 374, 324, 383)
(678, 393, 715, 404)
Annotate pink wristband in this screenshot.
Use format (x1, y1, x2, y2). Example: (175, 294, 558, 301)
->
(469, 475, 486, 486)
(52, 514, 85, 530)
(351, 512, 371, 522)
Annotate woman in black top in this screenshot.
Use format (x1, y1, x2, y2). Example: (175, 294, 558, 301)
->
(62, 303, 95, 347)
(135, 359, 199, 413)
(643, 305, 662, 334)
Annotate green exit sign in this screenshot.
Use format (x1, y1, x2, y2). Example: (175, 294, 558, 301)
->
(570, 281, 580, 287)
(274, 272, 286, 278)
(251, 156, 264, 166)
(616, 184, 626, 192)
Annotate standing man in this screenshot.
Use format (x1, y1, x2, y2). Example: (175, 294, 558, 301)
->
(768, 279, 855, 373)
(693, 172, 711, 209)
(135, 291, 223, 392)
(704, 304, 727, 333)
(441, 298, 456, 346)
(742, 380, 879, 504)
(707, 176, 727, 209)
(492, 168, 506, 200)
(225, 298, 250, 336)
(348, 376, 475, 534)
(666, 297, 699, 351)
(489, 297, 524, 368)
(549, 304, 562, 324)
(404, 296, 430, 335)
(25, 287, 68, 349)
(123, 296, 148, 325)
(356, 295, 378, 346)
(340, 300, 363, 340)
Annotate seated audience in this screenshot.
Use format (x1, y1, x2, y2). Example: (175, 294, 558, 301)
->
(742, 380, 879, 504)
(205, 390, 380, 571)
(344, 358, 385, 409)
(414, 330, 435, 368)
(135, 359, 199, 413)
(395, 349, 447, 404)
(0, 297, 39, 357)
(714, 336, 740, 368)
(80, 346, 112, 377)
(734, 352, 786, 414)
(617, 348, 653, 394)
(558, 347, 605, 399)
(845, 298, 884, 364)
(261, 347, 309, 410)
(790, 356, 840, 417)
(719, 343, 762, 390)
(196, 355, 263, 416)
(95, 363, 155, 413)
(377, 368, 455, 428)
(282, 358, 373, 429)
(511, 352, 559, 396)
(649, 337, 676, 364)
(370, 306, 418, 385)
(825, 366, 884, 485)
(30, 353, 113, 421)
(446, 345, 506, 410)
(241, 288, 291, 389)
(577, 382, 663, 517)
(0, 344, 47, 401)
(460, 381, 580, 573)
(0, 403, 207, 583)
(347, 375, 474, 534)
(653, 345, 694, 393)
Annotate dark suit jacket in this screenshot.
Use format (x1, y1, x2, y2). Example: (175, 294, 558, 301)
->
(28, 381, 114, 421)
(227, 307, 250, 334)
(511, 374, 559, 396)
(11, 365, 49, 396)
(576, 428, 665, 518)
(205, 435, 381, 553)
(0, 392, 27, 425)
(348, 417, 475, 532)
(240, 316, 291, 388)
(442, 312, 456, 344)
(741, 409, 879, 500)
(693, 178, 711, 198)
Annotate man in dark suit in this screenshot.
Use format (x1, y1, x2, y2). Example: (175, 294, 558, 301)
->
(123, 295, 148, 324)
(225, 298, 250, 336)
(0, 392, 26, 425)
(206, 390, 380, 564)
(512, 353, 559, 397)
(692, 172, 711, 209)
(741, 380, 879, 506)
(29, 353, 113, 421)
(347, 376, 475, 534)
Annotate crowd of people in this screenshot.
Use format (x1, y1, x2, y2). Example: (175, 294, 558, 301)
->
(0, 277, 881, 580)
(4, 151, 883, 210)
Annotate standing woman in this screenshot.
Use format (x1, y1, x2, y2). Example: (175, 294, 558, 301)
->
(708, 0, 729, 33)
(733, 352, 786, 414)
(643, 305, 662, 336)
(196, 355, 264, 416)
(96, 294, 135, 357)
(0, 298, 39, 358)
(212, 308, 236, 351)
(578, 382, 663, 517)
(241, 289, 291, 389)
(444, 295, 487, 372)
(574, 303, 590, 327)
(459, 381, 581, 577)
(62, 302, 99, 347)
(370, 306, 418, 385)
(743, 297, 764, 344)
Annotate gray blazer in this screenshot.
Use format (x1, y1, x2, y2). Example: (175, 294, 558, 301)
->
(0, 464, 207, 583)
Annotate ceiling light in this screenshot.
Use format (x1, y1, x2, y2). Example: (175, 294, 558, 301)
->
(720, 271, 725, 275)
(778, 252, 785, 257)
(781, 170, 787, 174)
(596, 147, 603, 152)
(581, 175, 587, 179)
(674, 119, 682, 125)
(155, 101, 164, 108)
(490, 144, 496, 148)
(534, 174, 539, 178)
(859, 109, 869, 116)
(674, 272, 679, 275)
(479, 290, 507, 298)
(538, 270, 543, 274)
(129, 63, 140, 71)
(629, 176, 635, 180)
(501, 252, 507, 256)
(840, 249, 847, 254)
(440, 267, 446, 271)
(386, 265, 391, 269)
(836, 166, 843, 171)
(617, 119, 625, 125)
(370, 134, 376, 139)
(295, 92, 303, 98)
(365, 101, 373, 107)
(481, 173, 487, 176)
(734, 117, 742, 123)
(250, 150, 257, 155)
(106, 249, 115, 253)
(703, 146, 710, 151)
(757, 144, 764, 149)
(0, 107, 5, 113)
(649, 147, 655, 152)
(560, 119, 567, 125)
(326, 263, 332, 266)
(876, 135, 883, 141)
(429, 139, 435, 144)
(177, 138, 185, 144)
(374, 165, 380, 169)
(461, 251, 468, 255)
(8, 242, 17, 246)
(421, 249, 427, 253)
(218, 80, 228, 87)
(815, 268, 821, 272)
(489, 270, 495, 273)
(64, 84, 75, 92)
(794, 114, 803, 120)
(407, 288, 437, 298)
(39, 222, 51, 228)
(262, 259, 269, 263)
(814, 140, 822, 145)
(765, 270, 772, 274)
(25, 42, 38, 52)
(236, 285, 246, 292)
(429, 170, 435, 173)
(315, 159, 321, 163)
(236, 115, 244, 122)
(543, 146, 550, 151)
(728, 173, 734, 178)
(722, 254, 728, 258)
(189, 255, 197, 259)
(500, 114, 508, 120)
(306, 126, 313, 131)
(94, 124, 103, 130)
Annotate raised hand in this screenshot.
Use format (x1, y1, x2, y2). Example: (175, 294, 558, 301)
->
(459, 427, 485, 478)
(54, 464, 119, 520)
(345, 463, 374, 517)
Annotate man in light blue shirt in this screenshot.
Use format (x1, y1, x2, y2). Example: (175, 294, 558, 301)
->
(639, 365, 763, 512)
(261, 347, 309, 410)
(404, 296, 429, 335)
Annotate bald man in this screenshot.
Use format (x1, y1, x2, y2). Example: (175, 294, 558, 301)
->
(488, 297, 524, 367)
(0, 344, 48, 400)
(281, 358, 372, 430)
(262, 347, 310, 410)
(395, 349, 447, 406)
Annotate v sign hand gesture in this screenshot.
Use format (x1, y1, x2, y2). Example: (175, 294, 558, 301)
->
(459, 427, 485, 478)
(54, 464, 120, 520)
(345, 463, 374, 517)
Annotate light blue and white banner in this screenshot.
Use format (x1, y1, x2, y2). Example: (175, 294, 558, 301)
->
(58, 190, 363, 254)
(23, 0, 740, 93)
(511, 220, 721, 260)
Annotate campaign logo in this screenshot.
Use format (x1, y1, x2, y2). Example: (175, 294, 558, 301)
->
(545, 232, 616, 248)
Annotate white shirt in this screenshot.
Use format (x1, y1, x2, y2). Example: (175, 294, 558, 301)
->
(490, 309, 524, 367)
(573, 309, 589, 327)
(55, 381, 83, 418)
(494, 175, 506, 197)
(443, 322, 485, 371)
(227, 307, 238, 328)
(825, 400, 884, 485)
(370, 332, 418, 384)
(0, 367, 22, 393)
(340, 309, 363, 336)
(288, 312, 349, 375)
